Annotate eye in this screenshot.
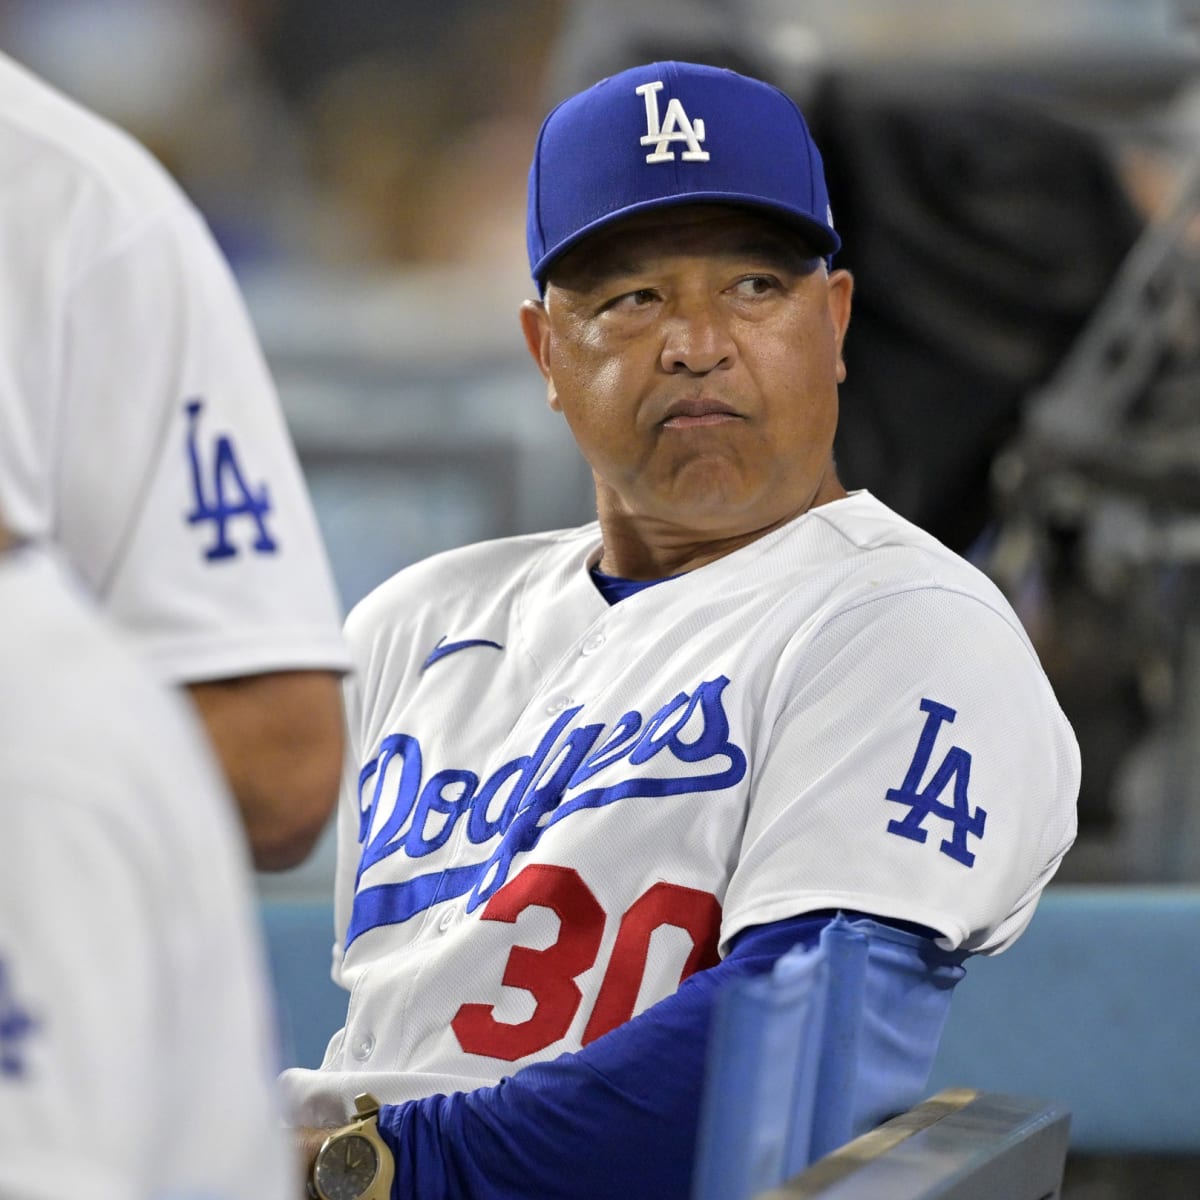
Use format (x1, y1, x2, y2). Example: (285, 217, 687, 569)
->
(730, 274, 781, 298)
(601, 287, 660, 314)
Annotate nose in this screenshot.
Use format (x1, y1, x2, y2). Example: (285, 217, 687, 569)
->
(659, 296, 736, 375)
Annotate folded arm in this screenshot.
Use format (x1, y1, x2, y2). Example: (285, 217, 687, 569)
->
(298, 911, 965, 1200)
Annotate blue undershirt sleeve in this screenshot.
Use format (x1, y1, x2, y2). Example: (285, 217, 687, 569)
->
(375, 912, 966, 1200)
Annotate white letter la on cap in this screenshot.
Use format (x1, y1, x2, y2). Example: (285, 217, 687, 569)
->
(636, 80, 710, 164)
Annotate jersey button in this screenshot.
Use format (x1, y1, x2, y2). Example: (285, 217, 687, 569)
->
(545, 695, 575, 713)
(437, 908, 456, 932)
(350, 1033, 375, 1062)
(581, 633, 606, 656)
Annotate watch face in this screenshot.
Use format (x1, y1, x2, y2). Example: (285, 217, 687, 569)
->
(314, 1132, 380, 1200)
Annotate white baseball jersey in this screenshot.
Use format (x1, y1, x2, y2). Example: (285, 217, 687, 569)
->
(0, 51, 347, 683)
(0, 545, 296, 1200)
(281, 491, 1079, 1126)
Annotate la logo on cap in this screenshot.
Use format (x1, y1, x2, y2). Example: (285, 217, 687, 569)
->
(636, 80, 710, 164)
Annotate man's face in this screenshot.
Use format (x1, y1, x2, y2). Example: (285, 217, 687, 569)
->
(521, 206, 853, 545)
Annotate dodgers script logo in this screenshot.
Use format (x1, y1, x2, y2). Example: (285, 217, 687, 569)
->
(636, 80, 709, 164)
(184, 397, 278, 561)
(346, 676, 746, 945)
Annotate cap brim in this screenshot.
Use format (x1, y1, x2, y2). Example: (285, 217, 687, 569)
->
(533, 192, 842, 288)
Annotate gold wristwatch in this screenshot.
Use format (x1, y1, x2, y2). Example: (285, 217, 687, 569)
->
(308, 1093, 395, 1200)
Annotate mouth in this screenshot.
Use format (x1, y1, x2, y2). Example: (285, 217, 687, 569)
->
(659, 399, 744, 430)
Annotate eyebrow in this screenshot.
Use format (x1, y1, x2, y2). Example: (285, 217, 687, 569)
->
(551, 228, 822, 293)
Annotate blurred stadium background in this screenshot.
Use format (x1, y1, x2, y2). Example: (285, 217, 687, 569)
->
(7, 2, 1198, 1195)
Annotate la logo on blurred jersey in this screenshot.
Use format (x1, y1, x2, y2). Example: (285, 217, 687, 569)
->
(0, 959, 38, 1078)
(637, 81, 709, 163)
(183, 397, 278, 562)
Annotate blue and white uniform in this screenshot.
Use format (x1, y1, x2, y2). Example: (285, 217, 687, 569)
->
(282, 492, 1078, 1167)
(0, 50, 346, 684)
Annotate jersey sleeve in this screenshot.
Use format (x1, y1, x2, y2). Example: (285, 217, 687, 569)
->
(721, 587, 1080, 955)
(53, 200, 348, 683)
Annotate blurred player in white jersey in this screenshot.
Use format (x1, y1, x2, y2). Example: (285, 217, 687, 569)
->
(0, 50, 349, 869)
(0, 520, 296, 1200)
(283, 62, 1080, 1200)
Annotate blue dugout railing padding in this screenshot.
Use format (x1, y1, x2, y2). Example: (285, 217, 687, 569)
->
(925, 885, 1200, 1153)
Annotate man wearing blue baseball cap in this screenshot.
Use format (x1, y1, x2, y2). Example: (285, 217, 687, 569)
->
(285, 62, 1078, 1200)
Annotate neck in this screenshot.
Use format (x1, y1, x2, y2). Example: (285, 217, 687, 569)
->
(594, 473, 848, 579)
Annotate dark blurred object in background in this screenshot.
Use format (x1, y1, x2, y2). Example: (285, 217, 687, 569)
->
(985, 138, 1200, 878)
(813, 76, 1144, 556)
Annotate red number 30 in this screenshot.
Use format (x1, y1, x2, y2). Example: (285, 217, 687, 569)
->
(451, 864, 720, 1061)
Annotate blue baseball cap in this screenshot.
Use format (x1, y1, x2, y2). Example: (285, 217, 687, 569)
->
(526, 60, 841, 291)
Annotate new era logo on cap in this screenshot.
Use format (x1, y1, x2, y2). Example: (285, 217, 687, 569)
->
(526, 61, 840, 289)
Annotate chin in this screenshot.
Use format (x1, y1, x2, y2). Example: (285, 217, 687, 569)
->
(656, 489, 777, 532)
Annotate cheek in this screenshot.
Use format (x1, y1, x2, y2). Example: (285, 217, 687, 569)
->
(589, 358, 629, 410)
(546, 344, 585, 412)
(774, 311, 840, 396)
(750, 321, 840, 442)
(550, 345, 631, 430)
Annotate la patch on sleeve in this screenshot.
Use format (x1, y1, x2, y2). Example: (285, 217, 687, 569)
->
(183, 396, 278, 562)
(0, 957, 39, 1078)
(884, 699, 986, 867)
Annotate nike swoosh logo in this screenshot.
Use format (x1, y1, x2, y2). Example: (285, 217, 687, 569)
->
(422, 635, 505, 671)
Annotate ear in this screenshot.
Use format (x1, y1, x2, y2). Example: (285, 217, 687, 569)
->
(826, 268, 854, 384)
(519, 300, 560, 411)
